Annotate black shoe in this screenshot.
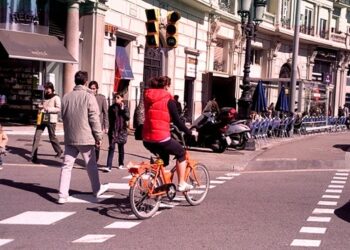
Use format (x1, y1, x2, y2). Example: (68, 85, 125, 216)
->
(55, 151, 63, 158)
(31, 157, 38, 163)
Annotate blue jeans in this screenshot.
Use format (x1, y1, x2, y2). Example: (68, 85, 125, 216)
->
(106, 135, 125, 169)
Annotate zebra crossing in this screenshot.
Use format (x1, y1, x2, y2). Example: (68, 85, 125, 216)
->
(0, 171, 240, 246)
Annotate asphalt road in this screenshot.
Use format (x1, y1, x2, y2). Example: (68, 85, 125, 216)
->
(0, 133, 350, 249)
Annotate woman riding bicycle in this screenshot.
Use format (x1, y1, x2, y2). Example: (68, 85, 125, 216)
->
(142, 76, 197, 192)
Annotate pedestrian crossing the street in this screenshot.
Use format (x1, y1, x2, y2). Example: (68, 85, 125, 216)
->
(0, 171, 240, 246)
(290, 170, 350, 248)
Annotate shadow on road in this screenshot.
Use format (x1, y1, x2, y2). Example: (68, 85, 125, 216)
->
(334, 201, 350, 223)
(0, 179, 58, 203)
(6, 146, 31, 161)
(333, 144, 350, 152)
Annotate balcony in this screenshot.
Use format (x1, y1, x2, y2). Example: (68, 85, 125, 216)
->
(217, 0, 235, 15)
(319, 30, 329, 39)
(281, 18, 291, 29)
(334, 0, 350, 7)
(300, 25, 314, 36)
(330, 32, 346, 44)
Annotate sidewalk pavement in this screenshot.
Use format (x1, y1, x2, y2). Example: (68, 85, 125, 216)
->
(2, 122, 303, 172)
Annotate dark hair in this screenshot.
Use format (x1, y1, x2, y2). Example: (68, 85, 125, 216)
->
(113, 92, 124, 98)
(174, 95, 179, 100)
(88, 81, 98, 89)
(147, 76, 171, 89)
(44, 82, 55, 92)
(75, 71, 88, 85)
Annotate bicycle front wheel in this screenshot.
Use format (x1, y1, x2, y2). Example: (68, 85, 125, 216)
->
(185, 163, 210, 206)
(129, 171, 162, 219)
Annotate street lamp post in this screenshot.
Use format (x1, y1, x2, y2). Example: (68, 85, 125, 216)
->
(237, 0, 267, 119)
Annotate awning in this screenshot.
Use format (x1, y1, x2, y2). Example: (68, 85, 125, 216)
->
(0, 29, 77, 63)
(115, 46, 134, 80)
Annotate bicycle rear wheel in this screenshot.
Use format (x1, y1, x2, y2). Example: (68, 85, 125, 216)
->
(184, 163, 210, 206)
(129, 171, 162, 219)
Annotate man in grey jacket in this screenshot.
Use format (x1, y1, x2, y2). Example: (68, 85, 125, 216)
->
(58, 71, 108, 204)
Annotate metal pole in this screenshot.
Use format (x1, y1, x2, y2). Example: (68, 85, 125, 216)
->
(290, 0, 300, 113)
(238, 12, 253, 119)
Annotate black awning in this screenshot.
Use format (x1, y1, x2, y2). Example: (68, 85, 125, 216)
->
(0, 29, 77, 63)
(115, 46, 134, 80)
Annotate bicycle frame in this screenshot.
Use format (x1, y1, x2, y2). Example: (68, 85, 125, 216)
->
(128, 151, 202, 197)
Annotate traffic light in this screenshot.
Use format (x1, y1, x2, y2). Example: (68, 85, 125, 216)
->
(145, 9, 160, 47)
(166, 11, 181, 48)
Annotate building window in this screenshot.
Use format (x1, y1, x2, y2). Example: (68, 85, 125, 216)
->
(319, 19, 328, 38)
(280, 0, 291, 28)
(250, 49, 262, 65)
(301, 8, 313, 35)
(214, 39, 225, 72)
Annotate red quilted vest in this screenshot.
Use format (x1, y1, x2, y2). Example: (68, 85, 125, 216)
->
(143, 89, 172, 142)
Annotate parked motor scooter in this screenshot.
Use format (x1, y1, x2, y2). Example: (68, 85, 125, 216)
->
(171, 111, 230, 153)
(218, 107, 252, 150)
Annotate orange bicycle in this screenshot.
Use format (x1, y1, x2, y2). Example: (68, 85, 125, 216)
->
(128, 151, 210, 219)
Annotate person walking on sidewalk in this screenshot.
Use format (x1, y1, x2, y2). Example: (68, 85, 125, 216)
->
(58, 71, 108, 204)
(104, 93, 130, 172)
(31, 82, 62, 163)
(88, 81, 109, 162)
(0, 124, 9, 168)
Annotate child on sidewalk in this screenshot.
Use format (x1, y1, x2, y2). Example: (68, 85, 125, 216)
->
(0, 124, 9, 168)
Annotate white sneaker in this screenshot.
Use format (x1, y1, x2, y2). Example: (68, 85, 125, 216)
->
(58, 197, 69, 204)
(178, 183, 194, 192)
(117, 165, 124, 169)
(101, 167, 111, 172)
(96, 183, 109, 197)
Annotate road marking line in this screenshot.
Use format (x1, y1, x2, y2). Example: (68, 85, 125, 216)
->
(108, 183, 130, 190)
(307, 216, 331, 222)
(225, 173, 240, 176)
(336, 170, 350, 172)
(300, 227, 327, 234)
(335, 173, 349, 176)
(290, 239, 321, 247)
(216, 176, 233, 180)
(0, 239, 14, 247)
(312, 208, 335, 214)
(322, 194, 340, 199)
(188, 190, 205, 194)
(325, 189, 342, 193)
(122, 175, 132, 179)
(104, 221, 141, 229)
(210, 180, 225, 184)
(256, 158, 297, 161)
(328, 185, 344, 188)
(331, 180, 346, 184)
(173, 196, 186, 201)
(64, 194, 114, 203)
(333, 176, 348, 180)
(72, 234, 115, 243)
(317, 201, 337, 206)
(159, 203, 176, 208)
(0, 211, 75, 225)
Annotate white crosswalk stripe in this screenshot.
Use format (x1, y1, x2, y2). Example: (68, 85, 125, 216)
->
(72, 234, 115, 243)
(0, 211, 75, 225)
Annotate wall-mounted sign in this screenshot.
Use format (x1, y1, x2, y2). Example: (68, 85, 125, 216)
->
(185, 54, 197, 79)
(0, 0, 49, 34)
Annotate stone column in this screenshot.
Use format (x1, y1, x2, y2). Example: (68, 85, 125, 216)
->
(80, 1, 109, 85)
(63, 0, 83, 94)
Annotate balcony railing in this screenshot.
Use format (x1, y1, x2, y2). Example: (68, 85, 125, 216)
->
(330, 32, 346, 44)
(217, 0, 235, 15)
(334, 0, 350, 7)
(319, 30, 329, 39)
(281, 18, 291, 29)
(300, 25, 314, 36)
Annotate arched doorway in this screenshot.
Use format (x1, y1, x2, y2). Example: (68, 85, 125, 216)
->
(279, 63, 291, 89)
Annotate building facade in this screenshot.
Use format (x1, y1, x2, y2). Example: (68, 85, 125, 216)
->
(1, 0, 350, 124)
